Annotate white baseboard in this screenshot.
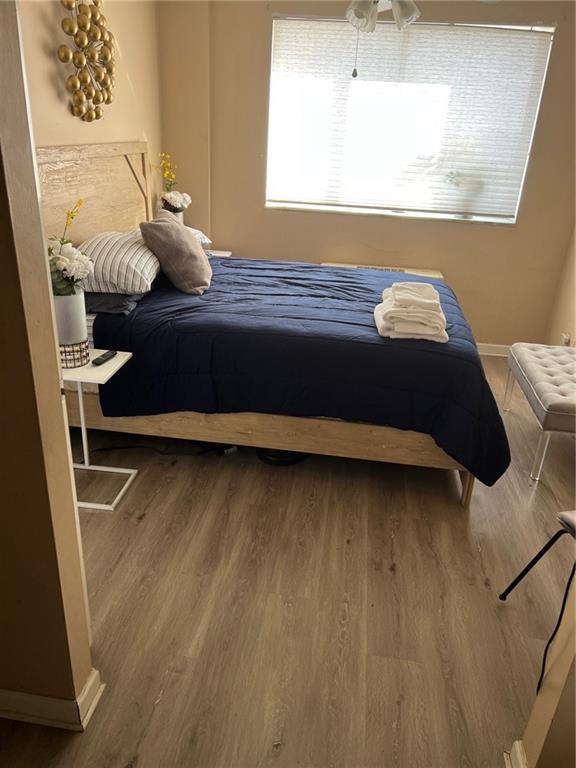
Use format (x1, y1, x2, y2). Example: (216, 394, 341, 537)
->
(504, 741, 529, 768)
(0, 667, 104, 731)
(478, 343, 509, 357)
(77, 668, 105, 728)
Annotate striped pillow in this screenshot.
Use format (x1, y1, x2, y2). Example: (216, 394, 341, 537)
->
(80, 230, 160, 294)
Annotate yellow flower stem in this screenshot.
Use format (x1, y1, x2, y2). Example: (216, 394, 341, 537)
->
(61, 199, 83, 242)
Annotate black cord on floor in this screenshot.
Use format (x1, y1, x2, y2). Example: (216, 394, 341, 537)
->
(536, 562, 575, 694)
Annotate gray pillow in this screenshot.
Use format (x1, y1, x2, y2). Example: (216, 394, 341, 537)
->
(85, 292, 145, 315)
(139, 211, 212, 295)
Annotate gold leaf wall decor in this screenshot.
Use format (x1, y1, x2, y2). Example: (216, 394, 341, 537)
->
(56, 0, 116, 122)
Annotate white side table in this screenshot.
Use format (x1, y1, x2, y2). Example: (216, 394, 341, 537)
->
(63, 349, 137, 512)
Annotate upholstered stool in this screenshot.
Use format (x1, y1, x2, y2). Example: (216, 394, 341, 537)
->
(503, 343, 576, 480)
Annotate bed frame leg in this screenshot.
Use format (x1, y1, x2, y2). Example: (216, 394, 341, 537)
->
(459, 471, 475, 508)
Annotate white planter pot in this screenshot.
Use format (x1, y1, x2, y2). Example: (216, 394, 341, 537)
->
(53, 290, 87, 346)
(158, 202, 184, 223)
(156, 200, 184, 224)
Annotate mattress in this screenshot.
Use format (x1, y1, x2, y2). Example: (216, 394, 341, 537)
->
(93, 257, 510, 485)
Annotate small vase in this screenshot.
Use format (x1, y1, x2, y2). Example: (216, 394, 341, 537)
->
(53, 289, 89, 368)
(159, 201, 184, 223)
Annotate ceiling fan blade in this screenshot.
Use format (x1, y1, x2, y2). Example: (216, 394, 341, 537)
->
(391, 0, 421, 29)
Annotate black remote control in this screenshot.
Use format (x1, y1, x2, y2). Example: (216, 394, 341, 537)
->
(92, 350, 117, 366)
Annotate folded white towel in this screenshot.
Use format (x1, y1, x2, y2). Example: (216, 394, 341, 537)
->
(380, 289, 447, 332)
(386, 281, 441, 311)
(374, 281, 449, 343)
(374, 299, 449, 343)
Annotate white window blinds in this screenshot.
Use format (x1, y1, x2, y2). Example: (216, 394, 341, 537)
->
(266, 19, 553, 223)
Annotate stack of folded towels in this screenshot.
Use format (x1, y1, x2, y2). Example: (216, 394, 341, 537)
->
(374, 282, 449, 343)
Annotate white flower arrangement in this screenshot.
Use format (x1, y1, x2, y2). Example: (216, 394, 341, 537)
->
(48, 200, 93, 295)
(49, 239, 93, 295)
(157, 153, 192, 214)
(161, 190, 192, 214)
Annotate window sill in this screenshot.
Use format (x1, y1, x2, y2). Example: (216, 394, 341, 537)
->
(265, 201, 516, 225)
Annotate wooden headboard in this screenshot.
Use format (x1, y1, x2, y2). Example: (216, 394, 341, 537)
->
(36, 141, 152, 243)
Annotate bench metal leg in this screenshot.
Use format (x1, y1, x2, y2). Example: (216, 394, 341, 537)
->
(502, 368, 515, 411)
(530, 431, 551, 482)
(499, 528, 569, 600)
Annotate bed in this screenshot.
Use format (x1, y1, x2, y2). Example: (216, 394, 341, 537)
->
(37, 141, 511, 506)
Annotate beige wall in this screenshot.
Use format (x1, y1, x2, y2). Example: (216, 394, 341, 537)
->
(536, 661, 574, 767)
(0, 164, 91, 699)
(19, 0, 163, 197)
(1, 0, 94, 704)
(157, 1, 212, 234)
(522, 579, 574, 767)
(1, 168, 83, 698)
(547, 229, 575, 345)
(159, 1, 575, 345)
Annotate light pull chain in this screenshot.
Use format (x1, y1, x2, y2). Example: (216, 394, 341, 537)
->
(352, 29, 360, 78)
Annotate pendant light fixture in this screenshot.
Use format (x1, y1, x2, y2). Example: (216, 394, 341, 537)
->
(346, 0, 421, 77)
(346, 0, 420, 32)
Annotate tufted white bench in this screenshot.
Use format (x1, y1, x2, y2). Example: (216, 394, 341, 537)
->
(503, 343, 576, 480)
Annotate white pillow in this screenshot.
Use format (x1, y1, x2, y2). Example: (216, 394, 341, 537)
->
(80, 230, 160, 294)
(186, 226, 212, 249)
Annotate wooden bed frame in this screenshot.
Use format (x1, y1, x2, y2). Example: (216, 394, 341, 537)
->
(37, 141, 475, 508)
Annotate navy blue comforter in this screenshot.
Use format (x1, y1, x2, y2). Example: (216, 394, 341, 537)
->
(94, 257, 510, 485)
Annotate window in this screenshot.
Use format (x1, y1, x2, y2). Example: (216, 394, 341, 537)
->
(266, 19, 553, 223)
